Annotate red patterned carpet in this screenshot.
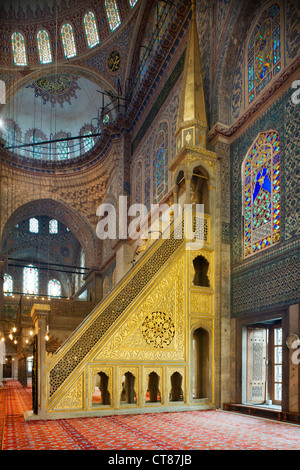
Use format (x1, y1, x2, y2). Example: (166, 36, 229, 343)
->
(1, 380, 300, 451)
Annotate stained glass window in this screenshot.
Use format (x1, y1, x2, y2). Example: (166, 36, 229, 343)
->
(3, 274, 13, 296)
(248, 4, 280, 103)
(153, 122, 168, 203)
(29, 218, 39, 233)
(243, 130, 280, 257)
(37, 30, 52, 64)
(57, 140, 69, 159)
(129, 0, 139, 7)
(23, 265, 38, 295)
(48, 279, 61, 298)
(61, 23, 77, 59)
(84, 11, 99, 48)
(28, 133, 43, 159)
(83, 131, 94, 153)
(49, 219, 58, 234)
(105, 0, 121, 32)
(12, 32, 27, 66)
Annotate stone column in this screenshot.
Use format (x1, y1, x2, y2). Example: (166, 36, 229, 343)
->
(288, 304, 300, 414)
(31, 303, 50, 415)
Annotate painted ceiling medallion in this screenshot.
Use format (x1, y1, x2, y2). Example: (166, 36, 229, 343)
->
(107, 50, 121, 72)
(27, 74, 81, 108)
(142, 311, 175, 348)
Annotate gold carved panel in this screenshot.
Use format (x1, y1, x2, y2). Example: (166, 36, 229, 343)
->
(94, 255, 185, 361)
(190, 292, 212, 315)
(50, 372, 84, 412)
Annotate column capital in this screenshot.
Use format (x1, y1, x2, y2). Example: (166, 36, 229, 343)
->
(31, 304, 50, 324)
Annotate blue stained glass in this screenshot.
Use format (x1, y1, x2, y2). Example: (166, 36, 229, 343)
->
(83, 131, 94, 152)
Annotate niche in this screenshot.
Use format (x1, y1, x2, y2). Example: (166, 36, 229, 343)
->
(191, 166, 209, 212)
(169, 371, 184, 402)
(145, 372, 161, 403)
(120, 372, 137, 404)
(193, 328, 209, 399)
(92, 371, 110, 405)
(176, 170, 186, 199)
(192, 255, 210, 287)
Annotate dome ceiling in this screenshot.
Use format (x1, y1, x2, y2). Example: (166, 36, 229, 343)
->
(1, 72, 115, 160)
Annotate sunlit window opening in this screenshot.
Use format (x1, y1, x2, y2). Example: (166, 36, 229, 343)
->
(105, 0, 121, 32)
(23, 265, 38, 295)
(37, 29, 52, 64)
(61, 23, 77, 58)
(3, 274, 13, 296)
(84, 12, 99, 48)
(48, 279, 61, 298)
(29, 218, 39, 233)
(12, 32, 27, 66)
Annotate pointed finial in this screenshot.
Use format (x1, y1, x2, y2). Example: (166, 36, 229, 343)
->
(175, 0, 207, 150)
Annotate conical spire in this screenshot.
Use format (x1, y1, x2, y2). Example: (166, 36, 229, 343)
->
(175, 0, 207, 151)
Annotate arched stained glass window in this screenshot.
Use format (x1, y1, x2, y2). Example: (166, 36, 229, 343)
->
(48, 279, 61, 297)
(248, 4, 280, 103)
(83, 131, 94, 152)
(129, 0, 139, 7)
(3, 274, 13, 296)
(105, 0, 121, 32)
(243, 130, 280, 257)
(61, 23, 76, 58)
(29, 218, 39, 233)
(37, 30, 52, 64)
(12, 32, 27, 66)
(153, 122, 168, 203)
(84, 11, 99, 48)
(49, 219, 58, 234)
(23, 265, 38, 295)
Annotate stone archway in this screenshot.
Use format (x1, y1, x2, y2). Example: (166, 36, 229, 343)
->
(1, 198, 98, 268)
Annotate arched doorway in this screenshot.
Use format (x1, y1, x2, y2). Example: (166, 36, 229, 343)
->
(192, 327, 209, 399)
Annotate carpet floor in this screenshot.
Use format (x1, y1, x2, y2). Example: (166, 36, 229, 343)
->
(1, 380, 300, 451)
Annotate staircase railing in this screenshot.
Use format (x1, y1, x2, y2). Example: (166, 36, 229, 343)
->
(46, 212, 210, 403)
